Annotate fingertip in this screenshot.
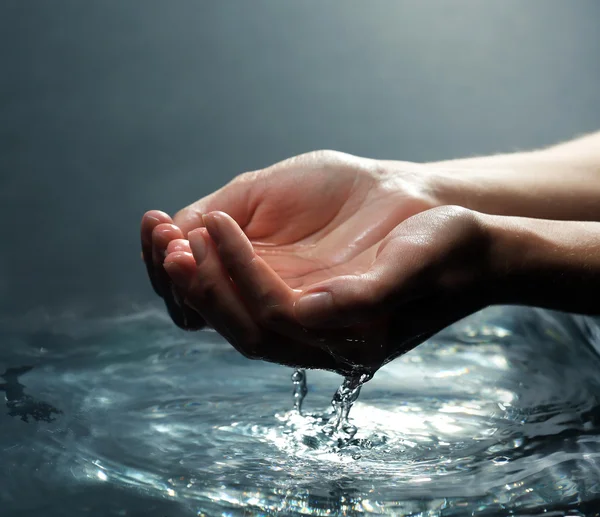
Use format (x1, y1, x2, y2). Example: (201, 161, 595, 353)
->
(203, 211, 253, 260)
(142, 212, 174, 295)
(142, 211, 173, 242)
(295, 291, 335, 327)
(152, 224, 185, 260)
(164, 252, 196, 289)
(188, 227, 208, 239)
(164, 250, 196, 265)
(294, 276, 380, 328)
(207, 210, 237, 227)
(152, 222, 182, 236)
(143, 210, 171, 222)
(142, 211, 173, 252)
(166, 238, 191, 254)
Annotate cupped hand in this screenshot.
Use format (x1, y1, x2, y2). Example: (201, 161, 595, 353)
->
(141, 151, 435, 330)
(169, 208, 490, 375)
(141, 151, 491, 374)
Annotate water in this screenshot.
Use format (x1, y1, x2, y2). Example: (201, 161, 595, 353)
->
(292, 367, 369, 443)
(291, 368, 308, 414)
(2, 306, 600, 516)
(321, 372, 372, 441)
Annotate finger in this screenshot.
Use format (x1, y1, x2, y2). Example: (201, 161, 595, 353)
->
(184, 228, 264, 357)
(141, 210, 172, 295)
(172, 173, 259, 236)
(166, 238, 192, 255)
(152, 223, 205, 330)
(152, 223, 185, 297)
(202, 211, 296, 327)
(167, 234, 339, 371)
(294, 234, 428, 329)
(201, 211, 357, 366)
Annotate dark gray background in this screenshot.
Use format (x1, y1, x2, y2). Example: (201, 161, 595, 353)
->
(1, 1, 599, 318)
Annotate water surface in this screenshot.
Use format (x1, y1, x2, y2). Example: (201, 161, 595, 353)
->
(1, 306, 600, 516)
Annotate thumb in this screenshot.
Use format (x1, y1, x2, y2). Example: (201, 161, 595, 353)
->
(294, 238, 427, 329)
(293, 278, 376, 328)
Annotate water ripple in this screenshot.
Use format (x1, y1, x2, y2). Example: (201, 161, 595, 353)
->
(1, 306, 600, 516)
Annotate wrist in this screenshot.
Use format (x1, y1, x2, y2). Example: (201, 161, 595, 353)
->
(424, 165, 510, 215)
(480, 214, 537, 306)
(482, 215, 600, 313)
(374, 159, 446, 211)
(375, 159, 507, 214)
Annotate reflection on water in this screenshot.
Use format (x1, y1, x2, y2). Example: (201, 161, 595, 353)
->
(1, 306, 600, 516)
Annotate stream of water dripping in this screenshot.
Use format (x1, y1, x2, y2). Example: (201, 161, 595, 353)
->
(322, 372, 372, 441)
(291, 368, 307, 413)
(292, 368, 372, 446)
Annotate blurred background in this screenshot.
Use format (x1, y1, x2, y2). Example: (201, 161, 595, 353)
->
(1, 0, 599, 319)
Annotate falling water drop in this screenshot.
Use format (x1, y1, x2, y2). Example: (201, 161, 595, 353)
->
(322, 371, 372, 443)
(291, 368, 308, 414)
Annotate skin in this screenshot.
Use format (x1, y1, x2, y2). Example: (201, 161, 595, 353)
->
(140, 133, 600, 375)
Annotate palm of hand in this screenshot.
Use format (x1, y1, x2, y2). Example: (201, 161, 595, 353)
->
(237, 153, 433, 290)
(155, 151, 444, 373)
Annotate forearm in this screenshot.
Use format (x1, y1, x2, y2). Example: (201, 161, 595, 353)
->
(483, 214, 600, 315)
(425, 131, 600, 221)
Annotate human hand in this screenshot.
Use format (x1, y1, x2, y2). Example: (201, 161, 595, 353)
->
(160, 205, 493, 375)
(141, 150, 437, 332)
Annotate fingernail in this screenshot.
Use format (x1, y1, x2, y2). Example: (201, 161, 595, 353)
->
(164, 262, 190, 289)
(295, 291, 334, 326)
(189, 232, 208, 263)
(202, 213, 221, 245)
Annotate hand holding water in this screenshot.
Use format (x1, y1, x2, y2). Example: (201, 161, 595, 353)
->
(142, 134, 600, 373)
(141, 151, 490, 374)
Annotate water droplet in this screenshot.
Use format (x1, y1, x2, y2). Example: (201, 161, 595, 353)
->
(291, 368, 308, 414)
(321, 371, 372, 446)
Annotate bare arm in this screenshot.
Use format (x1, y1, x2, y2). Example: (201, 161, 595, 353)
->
(423, 131, 600, 221)
(483, 214, 600, 315)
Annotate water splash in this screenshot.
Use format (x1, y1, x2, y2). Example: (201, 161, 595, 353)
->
(322, 372, 373, 441)
(3, 306, 600, 516)
(291, 366, 373, 445)
(291, 368, 307, 414)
